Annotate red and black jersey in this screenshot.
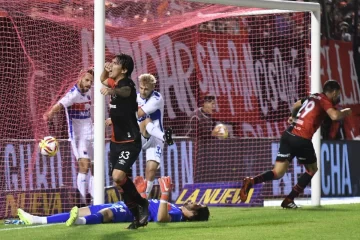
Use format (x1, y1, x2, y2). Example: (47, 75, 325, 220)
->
(108, 77, 140, 143)
(289, 93, 334, 140)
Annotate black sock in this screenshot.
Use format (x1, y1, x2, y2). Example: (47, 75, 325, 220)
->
(253, 170, 275, 184)
(287, 172, 313, 200)
(119, 177, 146, 209)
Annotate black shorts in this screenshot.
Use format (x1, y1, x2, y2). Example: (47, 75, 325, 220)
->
(109, 139, 141, 175)
(276, 131, 316, 165)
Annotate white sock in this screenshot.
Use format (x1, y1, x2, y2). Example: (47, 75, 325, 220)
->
(77, 173, 87, 204)
(87, 173, 94, 198)
(75, 217, 86, 225)
(32, 216, 47, 224)
(145, 180, 154, 199)
(145, 122, 164, 141)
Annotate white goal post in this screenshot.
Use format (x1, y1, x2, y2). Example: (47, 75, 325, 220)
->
(93, 0, 321, 206)
(94, 0, 105, 205)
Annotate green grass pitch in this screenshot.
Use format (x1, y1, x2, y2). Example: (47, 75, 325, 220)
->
(1, 204, 360, 240)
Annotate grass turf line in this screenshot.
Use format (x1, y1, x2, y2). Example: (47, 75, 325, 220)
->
(1, 204, 359, 240)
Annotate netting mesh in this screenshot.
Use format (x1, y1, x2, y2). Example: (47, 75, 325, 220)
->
(0, 0, 311, 218)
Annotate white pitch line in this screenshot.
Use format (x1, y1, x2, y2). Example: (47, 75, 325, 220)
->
(0, 223, 61, 231)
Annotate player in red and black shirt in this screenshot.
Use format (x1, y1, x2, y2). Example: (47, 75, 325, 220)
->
(240, 80, 352, 208)
(100, 53, 149, 229)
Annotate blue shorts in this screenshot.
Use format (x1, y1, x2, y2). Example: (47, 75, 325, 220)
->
(89, 204, 113, 215)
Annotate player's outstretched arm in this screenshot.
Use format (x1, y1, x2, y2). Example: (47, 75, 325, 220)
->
(43, 103, 63, 121)
(157, 176, 172, 223)
(326, 107, 352, 121)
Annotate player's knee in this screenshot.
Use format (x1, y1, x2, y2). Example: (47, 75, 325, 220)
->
(274, 170, 285, 179)
(272, 167, 286, 179)
(112, 170, 126, 184)
(307, 166, 318, 176)
(99, 209, 113, 223)
(145, 169, 156, 181)
(78, 158, 91, 173)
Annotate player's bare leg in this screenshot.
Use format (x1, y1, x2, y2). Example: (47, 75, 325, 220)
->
(240, 161, 289, 202)
(78, 158, 91, 205)
(144, 160, 159, 199)
(282, 161, 318, 209)
(140, 118, 173, 145)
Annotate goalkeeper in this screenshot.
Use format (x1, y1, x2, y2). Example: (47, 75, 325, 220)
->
(17, 176, 210, 229)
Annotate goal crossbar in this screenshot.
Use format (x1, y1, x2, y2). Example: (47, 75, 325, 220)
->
(188, 0, 320, 12)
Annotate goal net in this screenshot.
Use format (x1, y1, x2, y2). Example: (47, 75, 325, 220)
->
(0, 0, 312, 219)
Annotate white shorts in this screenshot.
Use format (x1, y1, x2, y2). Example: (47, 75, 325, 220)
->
(141, 136, 163, 165)
(71, 138, 94, 161)
(68, 120, 94, 161)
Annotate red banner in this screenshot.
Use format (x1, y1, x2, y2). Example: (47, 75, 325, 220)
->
(321, 40, 360, 112)
(320, 40, 360, 139)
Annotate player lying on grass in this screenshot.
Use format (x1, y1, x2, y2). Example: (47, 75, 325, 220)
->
(240, 80, 352, 209)
(17, 176, 209, 229)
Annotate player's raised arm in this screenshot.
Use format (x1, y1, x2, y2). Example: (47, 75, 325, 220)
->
(100, 62, 111, 86)
(157, 176, 172, 223)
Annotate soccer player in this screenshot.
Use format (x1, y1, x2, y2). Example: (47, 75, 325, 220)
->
(100, 53, 148, 228)
(240, 80, 352, 208)
(43, 68, 94, 205)
(136, 73, 174, 198)
(17, 177, 210, 228)
(106, 73, 174, 199)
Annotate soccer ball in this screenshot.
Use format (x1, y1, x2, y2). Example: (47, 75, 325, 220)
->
(212, 123, 229, 139)
(39, 136, 59, 157)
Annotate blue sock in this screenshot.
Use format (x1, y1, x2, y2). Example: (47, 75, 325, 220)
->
(84, 213, 104, 224)
(47, 213, 70, 224)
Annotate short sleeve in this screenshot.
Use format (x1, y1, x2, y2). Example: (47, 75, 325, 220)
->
(168, 203, 183, 222)
(58, 90, 77, 108)
(117, 78, 134, 88)
(300, 97, 308, 104)
(141, 96, 162, 115)
(107, 78, 116, 88)
(320, 97, 333, 112)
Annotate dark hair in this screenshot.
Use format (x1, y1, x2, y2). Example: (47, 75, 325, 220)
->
(204, 95, 215, 102)
(86, 68, 94, 76)
(323, 80, 340, 93)
(115, 53, 134, 77)
(188, 206, 210, 221)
